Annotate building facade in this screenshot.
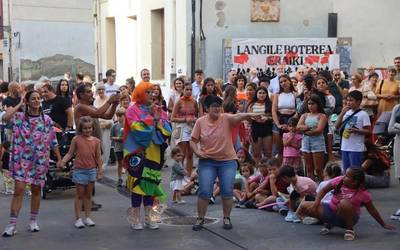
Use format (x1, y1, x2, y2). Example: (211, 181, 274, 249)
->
(0, 0, 94, 83)
(95, 0, 400, 85)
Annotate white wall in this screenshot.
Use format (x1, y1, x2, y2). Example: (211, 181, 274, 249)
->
(97, 0, 191, 86)
(199, 0, 400, 78)
(333, 0, 400, 68)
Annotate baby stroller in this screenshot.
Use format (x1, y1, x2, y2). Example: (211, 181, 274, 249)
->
(373, 112, 394, 160)
(42, 130, 76, 199)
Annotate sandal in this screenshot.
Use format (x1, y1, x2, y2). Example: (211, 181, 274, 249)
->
(192, 217, 205, 231)
(344, 230, 355, 241)
(223, 217, 233, 230)
(320, 223, 331, 235)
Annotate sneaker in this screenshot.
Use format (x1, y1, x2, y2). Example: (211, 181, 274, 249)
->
(177, 200, 186, 204)
(237, 200, 246, 208)
(74, 218, 85, 229)
(144, 221, 159, 230)
(244, 200, 257, 209)
(192, 217, 205, 231)
(292, 214, 301, 223)
(285, 211, 301, 223)
(209, 196, 216, 205)
(2, 224, 16, 237)
(222, 217, 233, 230)
(279, 207, 289, 216)
(28, 221, 40, 232)
(390, 209, 400, 220)
(302, 216, 319, 225)
(131, 223, 144, 230)
(117, 179, 123, 187)
(84, 218, 96, 227)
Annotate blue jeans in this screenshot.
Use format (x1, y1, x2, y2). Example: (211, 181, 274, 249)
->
(73, 168, 97, 185)
(198, 159, 237, 199)
(341, 151, 364, 173)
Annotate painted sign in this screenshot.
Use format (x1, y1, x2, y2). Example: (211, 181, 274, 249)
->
(232, 38, 338, 70)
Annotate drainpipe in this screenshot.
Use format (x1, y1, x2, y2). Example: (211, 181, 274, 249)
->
(190, 0, 195, 81)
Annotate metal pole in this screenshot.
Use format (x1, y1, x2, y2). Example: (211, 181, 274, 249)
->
(7, 0, 12, 81)
(190, 0, 195, 82)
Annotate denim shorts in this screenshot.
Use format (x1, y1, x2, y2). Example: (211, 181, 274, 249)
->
(197, 159, 237, 199)
(323, 202, 359, 228)
(301, 135, 326, 153)
(73, 168, 97, 185)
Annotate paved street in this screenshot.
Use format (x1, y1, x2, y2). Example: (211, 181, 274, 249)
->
(0, 163, 399, 250)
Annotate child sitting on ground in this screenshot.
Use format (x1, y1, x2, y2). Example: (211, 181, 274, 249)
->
(300, 162, 343, 225)
(282, 118, 303, 176)
(296, 168, 395, 241)
(255, 158, 289, 209)
(233, 162, 254, 203)
(317, 162, 343, 204)
(278, 165, 317, 223)
(170, 147, 187, 204)
(238, 158, 270, 208)
(181, 169, 198, 195)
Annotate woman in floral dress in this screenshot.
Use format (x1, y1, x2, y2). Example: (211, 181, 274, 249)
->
(2, 90, 63, 237)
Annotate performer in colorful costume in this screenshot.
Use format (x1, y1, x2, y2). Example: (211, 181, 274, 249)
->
(123, 81, 171, 230)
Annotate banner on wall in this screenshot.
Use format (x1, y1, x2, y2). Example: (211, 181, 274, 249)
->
(231, 38, 338, 70)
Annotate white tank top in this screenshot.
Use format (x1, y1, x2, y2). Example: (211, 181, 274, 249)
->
(278, 92, 296, 110)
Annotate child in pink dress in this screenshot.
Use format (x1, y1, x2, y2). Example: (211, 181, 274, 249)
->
(282, 117, 303, 175)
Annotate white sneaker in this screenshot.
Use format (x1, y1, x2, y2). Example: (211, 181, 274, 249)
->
(177, 200, 186, 204)
(302, 216, 319, 225)
(144, 221, 159, 230)
(74, 218, 85, 229)
(28, 221, 40, 232)
(131, 223, 144, 230)
(83, 218, 95, 227)
(2, 224, 17, 237)
(390, 208, 400, 220)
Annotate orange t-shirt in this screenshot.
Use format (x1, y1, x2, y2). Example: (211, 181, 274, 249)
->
(191, 114, 238, 161)
(236, 91, 247, 101)
(73, 135, 101, 169)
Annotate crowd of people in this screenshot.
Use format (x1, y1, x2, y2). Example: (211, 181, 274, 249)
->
(0, 56, 400, 241)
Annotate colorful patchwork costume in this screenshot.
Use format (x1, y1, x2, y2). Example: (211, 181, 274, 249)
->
(9, 112, 58, 188)
(123, 104, 171, 201)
